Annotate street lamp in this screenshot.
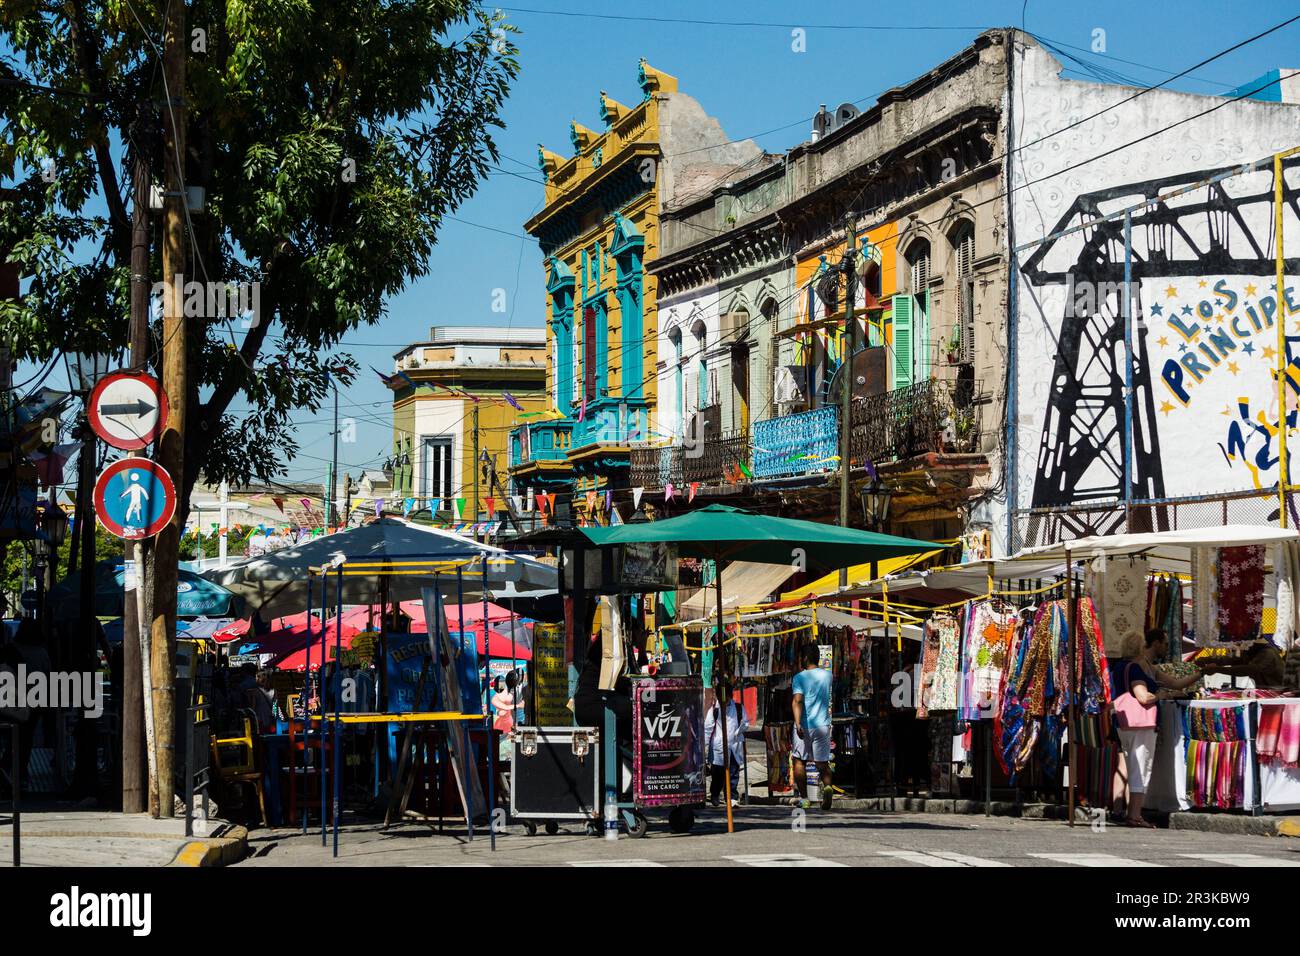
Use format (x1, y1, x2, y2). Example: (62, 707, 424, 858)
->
(859, 477, 893, 532)
(32, 498, 68, 625)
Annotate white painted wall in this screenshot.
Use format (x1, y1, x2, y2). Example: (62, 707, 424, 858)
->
(656, 286, 720, 440)
(411, 398, 466, 501)
(1008, 40, 1300, 531)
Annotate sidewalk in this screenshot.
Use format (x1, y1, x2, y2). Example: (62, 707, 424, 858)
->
(0, 810, 248, 867)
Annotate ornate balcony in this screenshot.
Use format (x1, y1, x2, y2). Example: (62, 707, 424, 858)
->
(508, 418, 575, 491)
(629, 432, 751, 490)
(849, 377, 981, 464)
(751, 406, 839, 480)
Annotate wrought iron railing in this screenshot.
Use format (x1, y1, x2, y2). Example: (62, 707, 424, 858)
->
(629, 432, 752, 489)
(849, 378, 980, 465)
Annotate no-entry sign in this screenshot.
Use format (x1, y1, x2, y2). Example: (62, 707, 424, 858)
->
(95, 457, 176, 539)
(88, 371, 168, 450)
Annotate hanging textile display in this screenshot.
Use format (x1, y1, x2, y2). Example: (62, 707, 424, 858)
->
(1182, 702, 1249, 809)
(1273, 541, 1300, 651)
(1256, 700, 1300, 768)
(924, 613, 962, 714)
(1145, 574, 1184, 660)
(1217, 545, 1265, 643)
(1192, 546, 1219, 646)
(917, 619, 941, 719)
(959, 600, 1018, 720)
(1086, 555, 1148, 658)
(995, 598, 1111, 780)
(765, 723, 793, 793)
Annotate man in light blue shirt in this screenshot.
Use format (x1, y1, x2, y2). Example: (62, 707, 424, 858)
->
(791, 643, 834, 810)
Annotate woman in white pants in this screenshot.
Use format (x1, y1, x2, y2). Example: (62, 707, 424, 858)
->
(1114, 629, 1201, 827)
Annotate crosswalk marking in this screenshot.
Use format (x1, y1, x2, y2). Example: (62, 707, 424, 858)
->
(879, 850, 1011, 867)
(1029, 853, 1161, 868)
(1181, 853, 1300, 867)
(725, 853, 847, 867)
(567, 859, 665, 867)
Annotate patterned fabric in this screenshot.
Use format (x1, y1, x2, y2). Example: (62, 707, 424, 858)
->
(925, 614, 962, 714)
(917, 620, 941, 719)
(1087, 556, 1148, 658)
(1146, 574, 1184, 662)
(1217, 545, 1265, 642)
(1192, 546, 1220, 646)
(1256, 701, 1300, 768)
(959, 600, 1018, 720)
(1182, 703, 1248, 742)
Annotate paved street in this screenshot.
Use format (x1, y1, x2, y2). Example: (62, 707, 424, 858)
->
(238, 807, 1300, 867)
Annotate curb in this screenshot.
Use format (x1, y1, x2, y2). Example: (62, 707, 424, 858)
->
(169, 826, 249, 867)
(748, 795, 1300, 835)
(1169, 813, 1300, 839)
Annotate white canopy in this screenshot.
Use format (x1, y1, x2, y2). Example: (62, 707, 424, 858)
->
(204, 518, 557, 618)
(1013, 525, 1300, 571)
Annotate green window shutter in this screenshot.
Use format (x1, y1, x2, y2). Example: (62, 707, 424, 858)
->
(917, 290, 931, 380)
(892, 295, 913, 389)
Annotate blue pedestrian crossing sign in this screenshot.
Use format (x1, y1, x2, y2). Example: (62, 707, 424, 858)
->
(94, 457, 177, 540)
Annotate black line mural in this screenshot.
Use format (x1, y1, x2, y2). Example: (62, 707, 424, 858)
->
(1019, 154, 1300, 522)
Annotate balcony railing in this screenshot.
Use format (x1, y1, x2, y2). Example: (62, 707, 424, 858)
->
(629, 432, 752, 490)
(570, 398, 648, 449)
(751, 406, 839, 480)
(849, 377, 981, 464)
(509, 419, 573, 468)
(629, 444, 681, 489)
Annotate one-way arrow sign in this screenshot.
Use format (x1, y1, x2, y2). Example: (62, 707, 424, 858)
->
(88, 371, 168, 450)
(101, 399, 157, 418)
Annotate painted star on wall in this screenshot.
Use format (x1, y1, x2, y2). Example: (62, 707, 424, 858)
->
(1245, 283, 1258, 297)
(1165, 285, 1178, 298)
(1151, 303, 1163, 316)
(1157, 336, 1170, 348)
(1181, 305, 1193, 316)
(1227, 361, 1241, 375)
(1159, 400, 1175, 416)
(1263, 346, 1276, 360)
(1243, 342, 1255, 355)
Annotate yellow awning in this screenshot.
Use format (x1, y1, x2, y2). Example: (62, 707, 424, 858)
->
(779, 550, 944, 602)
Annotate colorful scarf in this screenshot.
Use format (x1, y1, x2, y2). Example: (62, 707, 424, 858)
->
(1185, 739, 1245, 809)
(1257, 701, 1300, 768)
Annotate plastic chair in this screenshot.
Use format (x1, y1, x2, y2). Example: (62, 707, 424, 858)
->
(211, 709, 267, 826)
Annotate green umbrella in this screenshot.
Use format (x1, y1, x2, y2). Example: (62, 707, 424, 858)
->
(581, 504, 942, 832)
(582, 504, 942, 573)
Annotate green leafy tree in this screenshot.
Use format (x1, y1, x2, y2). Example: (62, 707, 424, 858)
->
(0, 1, 518, 520)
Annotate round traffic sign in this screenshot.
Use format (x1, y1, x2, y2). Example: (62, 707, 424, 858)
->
(88, 371, 168, 450)
(94, 457, 176, 540)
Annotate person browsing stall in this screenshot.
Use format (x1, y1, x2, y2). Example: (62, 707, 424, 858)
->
(791, 643, 834, 811)
(1112, 628, 1202, 827)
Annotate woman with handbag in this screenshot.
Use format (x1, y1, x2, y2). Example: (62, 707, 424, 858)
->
(1112, 628, 1202, 827)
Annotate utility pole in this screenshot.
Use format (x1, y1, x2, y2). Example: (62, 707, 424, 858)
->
(152, 0, 187, 817)
(838, 214, 858, 589)
(122, 104, 151, 814)
(71, 397, 98, 797)
(329, 379, 339, 529)
(471, 401, 480, 542)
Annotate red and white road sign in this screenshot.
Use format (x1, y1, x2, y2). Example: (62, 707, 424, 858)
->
(88, 371, 168, 450)
(94, 457, 176, 540)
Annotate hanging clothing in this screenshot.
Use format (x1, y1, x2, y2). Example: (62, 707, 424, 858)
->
(1086, 555, 1148, 658)
(959, 600, 1018, 720)
(1217, 545, 1266, 642)
(917, 620, 941, 719)
(925, 614, 962, 714)
(703, 699, 747, 767)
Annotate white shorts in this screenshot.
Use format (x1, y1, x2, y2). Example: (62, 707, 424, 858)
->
(792, 725, 831, 763)
(1118, 727, 1157, 794)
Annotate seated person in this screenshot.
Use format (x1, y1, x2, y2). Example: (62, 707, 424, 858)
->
(1199, 640, 1286, 690)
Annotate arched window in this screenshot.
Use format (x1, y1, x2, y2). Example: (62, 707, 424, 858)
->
(668, 327, 684, 437)
(894, 238, 932, 388)
(691, 319, 708, 412)
(951, 223, 975, 362)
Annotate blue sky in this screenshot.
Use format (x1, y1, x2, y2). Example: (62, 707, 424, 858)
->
(10, 0, 1300, 487)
